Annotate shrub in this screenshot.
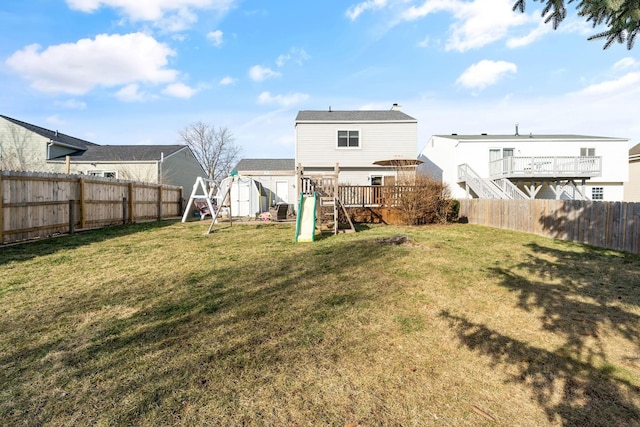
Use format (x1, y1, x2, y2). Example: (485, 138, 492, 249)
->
(393, 174, 455, 225)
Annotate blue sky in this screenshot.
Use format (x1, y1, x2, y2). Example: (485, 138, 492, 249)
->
(1, 0, 639, 160)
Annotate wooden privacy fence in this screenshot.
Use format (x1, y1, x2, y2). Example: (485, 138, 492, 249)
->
(0, 170, 183, 245)
(459, 199, 640, 254)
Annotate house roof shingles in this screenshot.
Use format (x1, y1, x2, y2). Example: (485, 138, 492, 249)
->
(295, 110, 416, 122)
(61, 145, 186, 162)
(0, 114, 99, 150)
(234, 158, 295, 171)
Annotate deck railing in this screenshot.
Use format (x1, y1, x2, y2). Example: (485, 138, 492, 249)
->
(338, 185, 418, 207)
(489, 156, 602, 179)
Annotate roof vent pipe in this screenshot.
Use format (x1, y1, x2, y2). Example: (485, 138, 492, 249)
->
(515, 124, 519, 136)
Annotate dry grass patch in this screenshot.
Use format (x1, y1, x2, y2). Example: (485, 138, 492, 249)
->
(0, 221, 639, 426)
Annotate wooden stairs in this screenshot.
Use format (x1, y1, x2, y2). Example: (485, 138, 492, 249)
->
(297, 163, 355, 235)
(318, 196, 355, 234)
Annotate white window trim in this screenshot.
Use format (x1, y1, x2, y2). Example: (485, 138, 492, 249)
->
(336, 129, 361, 149)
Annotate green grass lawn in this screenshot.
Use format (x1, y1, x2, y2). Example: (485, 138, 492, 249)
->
(1, 220, 639, 426)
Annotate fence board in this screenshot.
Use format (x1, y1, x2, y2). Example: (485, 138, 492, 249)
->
(0, 171, 182, 245)
(459, 198, 640, 255)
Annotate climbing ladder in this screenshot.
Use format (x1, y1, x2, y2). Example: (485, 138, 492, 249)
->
(297, 163, 355, 235)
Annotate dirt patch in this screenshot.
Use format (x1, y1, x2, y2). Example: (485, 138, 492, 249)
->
(375, 235, 415, 246)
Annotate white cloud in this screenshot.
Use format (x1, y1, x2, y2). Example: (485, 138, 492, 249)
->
(276, 48, 309, 67)
(456, 59, 517, 90)
(5, 33, 177, 95)
(54, 99, 87, 110)
(402, 0, 530, 51)
(162, 82, 198, 98)
(346, 0, 388, 20)
(613, 57, 638, 71)
(249, 65, 280, 82)
(572, 72, 640, 97)
(506, 19, 551, 48)
(257, 91, 309, 107)
(207, 30, 224, 46)
(45, 115, 66, 126)
(219, 76, 236, 85)
(116, 84, 147, 102)
(66, 0, 236, 31)
(417, 36, 430, 48)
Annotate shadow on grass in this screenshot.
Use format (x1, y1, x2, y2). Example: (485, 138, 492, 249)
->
(0, 230, 407, 424)
(0, 220, 179, 266)
(441, 241, 640, 426)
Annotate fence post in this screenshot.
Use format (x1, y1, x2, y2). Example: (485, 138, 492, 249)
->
(122, 197, 127, 225)
(157, 185, 163, 221)
(79, 177, 86, 229)
(128, 183, 134, 223)
(0, 173, 3, 244)
(69, 199, 75, 235)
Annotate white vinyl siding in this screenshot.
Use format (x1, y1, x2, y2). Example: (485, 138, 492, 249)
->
(420, 135, 629, 201)
(296, 121, 417, 168)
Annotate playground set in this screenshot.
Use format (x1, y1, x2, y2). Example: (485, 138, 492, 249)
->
(182, 164, 356, 241)
(294, 163, 355, 242)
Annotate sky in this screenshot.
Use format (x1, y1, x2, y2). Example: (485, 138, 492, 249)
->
(1, 0, 639, 160)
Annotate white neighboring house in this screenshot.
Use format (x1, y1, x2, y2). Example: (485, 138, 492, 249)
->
(295, 104, 418, 186)
(624, 143, 640, 202)
(419, 132, 629, 201)
(232, 158, 296, 207)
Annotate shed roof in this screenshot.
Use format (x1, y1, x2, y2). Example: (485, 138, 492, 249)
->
(1, 114, 99, 150)
(234, 158, 295, 171)
(630, 142, 640, 156)
(295, 110, 416, 122)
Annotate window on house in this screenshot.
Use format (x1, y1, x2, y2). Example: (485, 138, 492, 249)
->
(581, 148, 596, 156)
(370, 175, 383, 186)
(592, 187, 603, 200)
(337, 130, 359, 148)
(89, 170, 117, 178)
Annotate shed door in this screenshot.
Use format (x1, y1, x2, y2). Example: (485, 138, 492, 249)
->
(276, 181, 289, 203)
(237, 181, 251, 216)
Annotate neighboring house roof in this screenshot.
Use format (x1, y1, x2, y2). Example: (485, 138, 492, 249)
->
(0, 114, 99, 150)
(434, 134, 625, 141)
(295, 110, 417, 122)
(629, 143, 640, 162)
(234, 158, 295, 171)
(57, 145, 187, 162)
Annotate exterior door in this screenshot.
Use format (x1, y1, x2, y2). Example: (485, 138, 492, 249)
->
(489, 149, 501, 176)
(276, 181, 289, 204)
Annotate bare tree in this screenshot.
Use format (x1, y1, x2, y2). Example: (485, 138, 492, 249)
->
(178, 121, 241, 185)
(0, 125, 38, 171)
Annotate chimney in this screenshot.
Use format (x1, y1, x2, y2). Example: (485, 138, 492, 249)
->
(391, 103, 402, 111)
(515, 123, 519, 136)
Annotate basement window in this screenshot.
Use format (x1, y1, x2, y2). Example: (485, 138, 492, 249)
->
(337, 130, 359, 148)
(592, 187, 603, 200)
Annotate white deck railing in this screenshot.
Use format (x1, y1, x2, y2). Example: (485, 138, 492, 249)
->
(489, 156, 602, 179)
(458, 164, 506, 199)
